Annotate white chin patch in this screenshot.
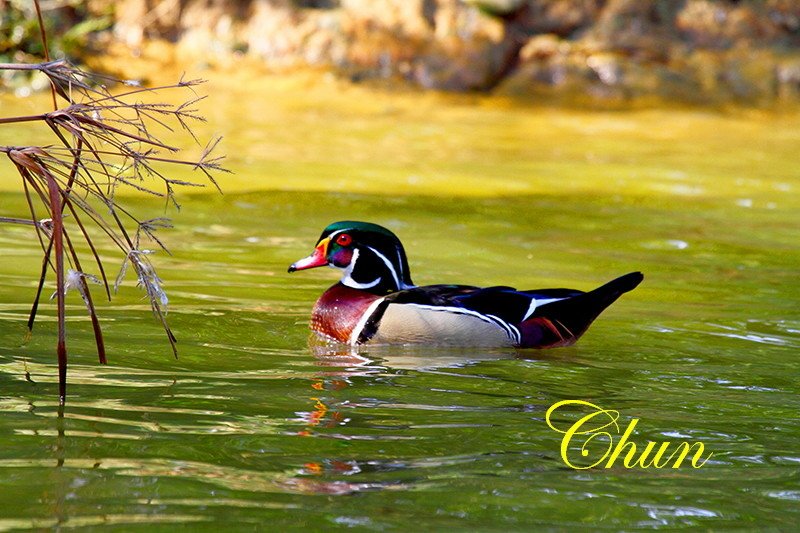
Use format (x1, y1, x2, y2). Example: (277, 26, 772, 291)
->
(343, 276, 381, 290)
(339, 248, 381, 289)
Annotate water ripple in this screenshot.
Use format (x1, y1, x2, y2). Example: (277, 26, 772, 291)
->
(0, 458, 409, 496)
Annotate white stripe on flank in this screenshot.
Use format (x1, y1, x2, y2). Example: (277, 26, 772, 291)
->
(407, 303, 521, 345)
(522, 297, 566, 321)
(349, 297, 386, 345)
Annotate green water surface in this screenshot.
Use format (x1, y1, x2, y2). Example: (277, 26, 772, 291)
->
(0, 79, 799, 530)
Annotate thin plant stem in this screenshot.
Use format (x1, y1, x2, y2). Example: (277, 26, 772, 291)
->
(33, 0, 58, 111)
(0, 217, 37, 226)
(45, 172, 67, 404)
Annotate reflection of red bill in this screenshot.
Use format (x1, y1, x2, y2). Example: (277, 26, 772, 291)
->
(288, 237, 330, 272)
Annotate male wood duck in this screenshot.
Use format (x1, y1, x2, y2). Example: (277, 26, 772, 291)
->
(289, 221, 643, 348)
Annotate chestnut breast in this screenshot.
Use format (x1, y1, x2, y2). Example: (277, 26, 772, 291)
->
(310, 283, 382, 343)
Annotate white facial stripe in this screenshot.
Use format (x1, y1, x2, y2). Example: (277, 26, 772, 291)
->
(341, 248, 382, 289)
(407, 304, 521, 345)
(394, 246, 410, 288)
(349, 297, 386, 345)
(365, 245, 402, 289)
(341, 247, 360, 278)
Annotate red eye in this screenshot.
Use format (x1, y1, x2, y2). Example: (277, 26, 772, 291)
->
(336, 233, 352, 246)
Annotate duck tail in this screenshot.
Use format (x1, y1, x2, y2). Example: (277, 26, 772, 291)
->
(519, 272, 643, 348)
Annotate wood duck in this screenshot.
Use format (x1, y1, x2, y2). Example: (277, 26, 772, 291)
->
(289, 221, 643, 348)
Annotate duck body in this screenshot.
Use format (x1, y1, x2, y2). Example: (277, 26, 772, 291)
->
(290, 221, 643, 349)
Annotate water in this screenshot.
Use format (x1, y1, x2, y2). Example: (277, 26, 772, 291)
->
(1, 76, 799, 530)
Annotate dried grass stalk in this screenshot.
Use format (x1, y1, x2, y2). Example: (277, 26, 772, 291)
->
(1, 8, 226, 403)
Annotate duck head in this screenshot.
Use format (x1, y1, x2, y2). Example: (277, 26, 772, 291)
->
(288, 221, 415, 294)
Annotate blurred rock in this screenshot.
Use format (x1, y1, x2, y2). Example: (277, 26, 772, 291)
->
(583, 0, 682, 61)
(676, 0, 800, 48)
(518, 0, 604, 36)
(105, 0, 800, 105)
